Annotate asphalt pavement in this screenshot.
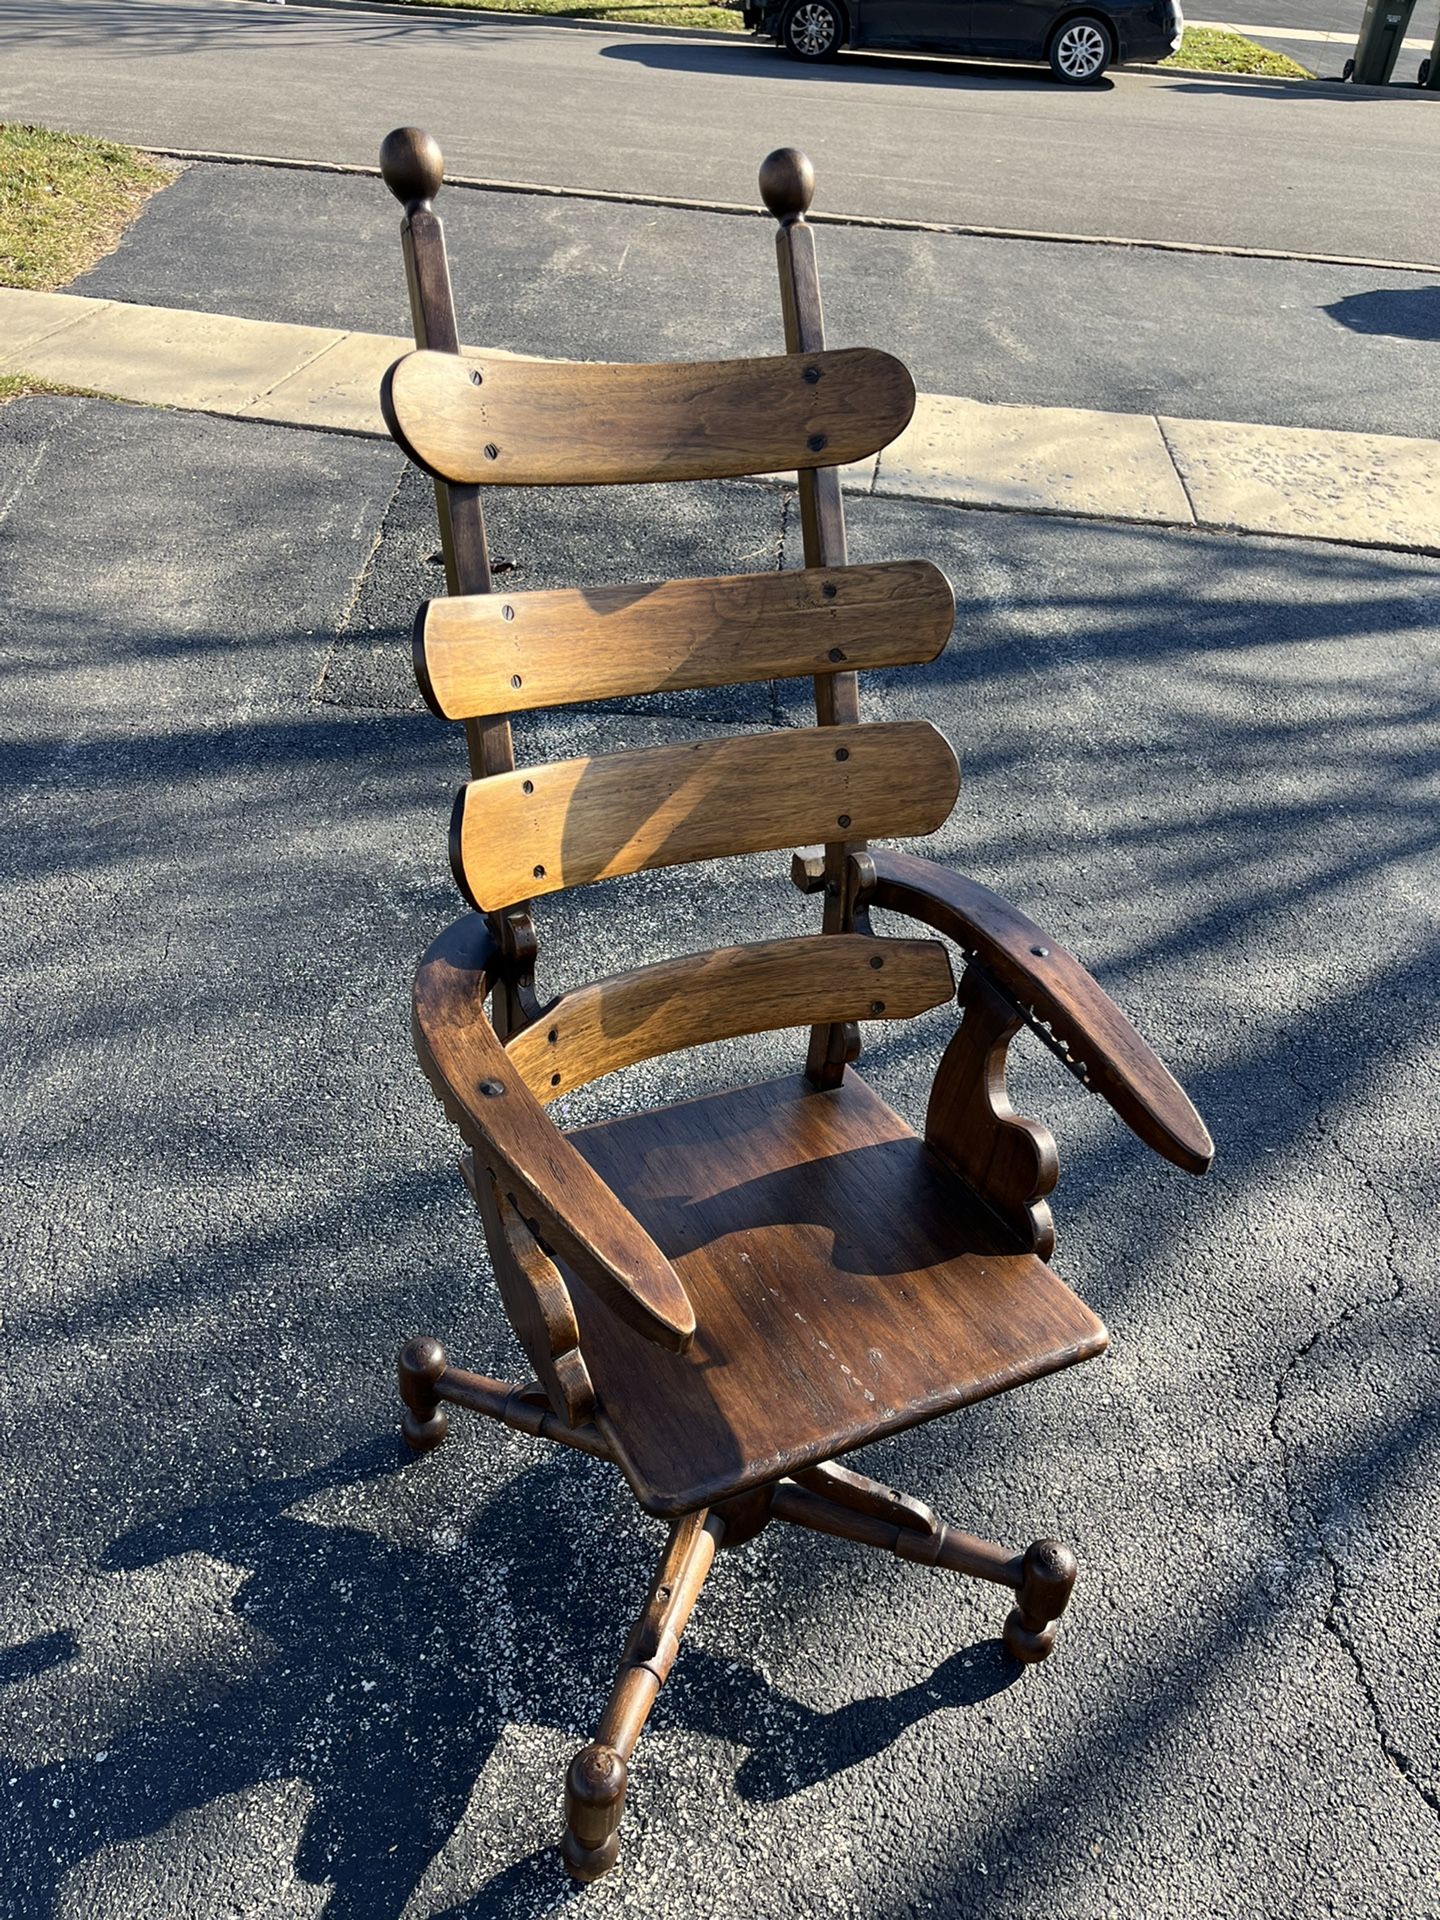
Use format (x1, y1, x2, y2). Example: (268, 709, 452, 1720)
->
(6, 0, 1440, 263)
(1, 389, 1437, 1919)
(69, 157, 1440, 437)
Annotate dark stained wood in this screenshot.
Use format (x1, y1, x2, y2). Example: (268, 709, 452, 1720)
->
(380, 131, 1212, 1887)
(381, 345, 916, 487)
(452, 722, 960, 912)
(765, 149, 867, 1085)
(504, 934, 955, 1103)
(867, 847, 1215, 1174)
(382, 134, 536, 1036)
(415, 560, 954, 720)
(564, 1071, 1109, 1516)
(769, 1478, 1023, 1586)
(563, 1511, 725, 1880)
(411, 914, 695, 1351)
(926, 964, 1060, 1260)
(465, 1152, 597, 1426)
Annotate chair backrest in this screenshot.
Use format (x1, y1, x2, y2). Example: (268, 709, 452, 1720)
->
(380, 129, 960, 1085)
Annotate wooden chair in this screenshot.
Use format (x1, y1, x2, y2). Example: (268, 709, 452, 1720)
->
(376, 126, 1213, 1882)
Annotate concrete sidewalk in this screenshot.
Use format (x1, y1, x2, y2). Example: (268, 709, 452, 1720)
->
(5, 287, 1440, 553)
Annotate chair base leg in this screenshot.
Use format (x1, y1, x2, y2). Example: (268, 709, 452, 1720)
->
(397, 1335, 450, 1452)
(562, 1508, 725, 1883)
(774, 1464, 1078, 1664)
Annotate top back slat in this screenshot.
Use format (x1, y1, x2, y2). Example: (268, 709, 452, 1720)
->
(382, 346, 916, 487)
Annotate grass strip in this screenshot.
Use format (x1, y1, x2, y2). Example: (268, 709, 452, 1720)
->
(0, 123, 174, 291)
(1160, 25, 1312, 74)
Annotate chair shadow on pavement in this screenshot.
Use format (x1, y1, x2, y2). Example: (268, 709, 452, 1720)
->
(0, 1437, 1016, 1920)
(1325, 286, 1440, 341)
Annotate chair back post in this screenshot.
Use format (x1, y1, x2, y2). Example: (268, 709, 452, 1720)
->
(381, 127, 538, 1036)
(761, 148, 863, 1088)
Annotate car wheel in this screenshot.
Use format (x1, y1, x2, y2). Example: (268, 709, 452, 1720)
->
(1048, 14, 1113, 82)
(781, 0, 844, 59)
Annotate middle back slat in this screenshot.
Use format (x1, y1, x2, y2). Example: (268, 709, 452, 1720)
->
(451, 720, 961, 912)
(415, 561, 955, 720)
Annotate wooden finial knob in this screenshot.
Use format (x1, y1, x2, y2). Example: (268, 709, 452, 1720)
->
(380, 126, 445, 208)
(758, 147, 815, 225)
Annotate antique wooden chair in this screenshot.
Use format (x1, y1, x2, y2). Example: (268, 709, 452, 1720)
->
(375, 126, 1213, 1881)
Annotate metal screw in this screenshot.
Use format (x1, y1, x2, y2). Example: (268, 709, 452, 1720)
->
(470, 368, 484, 386)
(837, 814, 851, 828)
(484, 442, 499, 460)
(478, 1079, 506, 1098)
(870, 1000, 885, 1013)
(835, 747, 849, 761)
(502, 604, 515, 621)
(1030, 945, 1050, 958)
(803, 366, 821, 384)
(823, 582, 838, 600)
(550, 1072, 561, 1087)
(533, 863, 545, 879)
(827, 647, 845, 663)
(807, 433, 827, 453)
(511, 674, 522, 689)
(869, 956, 884, 970)
(548, 1028, 559, 1044)
(522, 779, 534, 795)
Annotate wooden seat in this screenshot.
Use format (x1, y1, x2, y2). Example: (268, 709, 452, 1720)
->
(371, 125, 1214, 1886)
(567, 1072, 1108, 1517)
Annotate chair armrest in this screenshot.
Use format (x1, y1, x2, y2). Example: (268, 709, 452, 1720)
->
(866, 848, 1213, 1175)
(412, 915, 696, 1351)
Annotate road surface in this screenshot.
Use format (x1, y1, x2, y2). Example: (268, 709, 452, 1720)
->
(3, 0, 1440, 261)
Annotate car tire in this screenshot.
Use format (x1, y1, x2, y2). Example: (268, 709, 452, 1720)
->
(780, 0, 845, 59)
(1047, 13, 1113, 82)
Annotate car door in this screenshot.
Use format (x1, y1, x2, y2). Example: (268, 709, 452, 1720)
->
(850, 0, 975, 51)
(966, 0, 1056, 55)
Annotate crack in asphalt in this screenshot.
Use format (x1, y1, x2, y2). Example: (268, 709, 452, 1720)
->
(1267, 1067, 1438, 1824)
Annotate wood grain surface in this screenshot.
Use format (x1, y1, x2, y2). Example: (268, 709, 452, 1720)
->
(453, 721, 960, 910)
(382, 345, 916, 486)
(567, 1071, 1109, 1516)
(411, 914, 696, 1350)
(415, 560, 954, 720)
(505, 934, 955, 1102)
(868, 848, 1214, 1173)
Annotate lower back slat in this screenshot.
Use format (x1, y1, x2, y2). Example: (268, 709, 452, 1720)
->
(452, 721, 960, 911)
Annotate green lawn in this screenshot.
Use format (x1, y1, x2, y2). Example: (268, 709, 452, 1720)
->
(1160, 25, 1312, 75)
(0, 122, 173, 291)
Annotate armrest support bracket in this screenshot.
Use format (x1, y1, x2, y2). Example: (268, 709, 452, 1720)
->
(857, 848, 1213, 1176)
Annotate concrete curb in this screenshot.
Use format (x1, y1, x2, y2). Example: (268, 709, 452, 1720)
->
(5, 288, 1440, 555)
(145, 147, 1440, 277)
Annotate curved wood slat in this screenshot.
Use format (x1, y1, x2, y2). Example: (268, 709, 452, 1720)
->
(415, 560, 955, 721)
(412, 914, 696, 1350)
(867, 848, 1215, 1175)
(451, 720, 961, 912)
(381, 346, 916, 486)
(505, 934, 956, 1103)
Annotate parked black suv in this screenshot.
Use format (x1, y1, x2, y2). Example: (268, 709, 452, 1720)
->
(742, 0, 1183, 82)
